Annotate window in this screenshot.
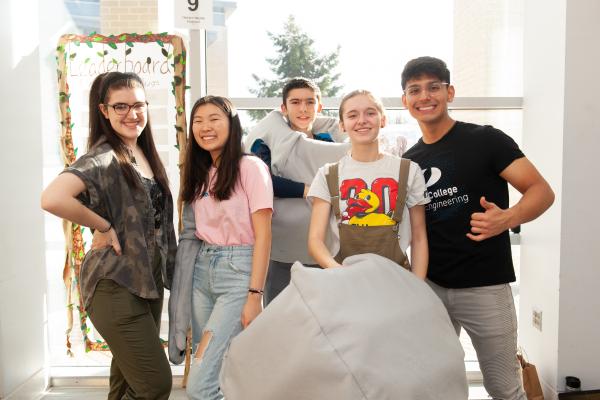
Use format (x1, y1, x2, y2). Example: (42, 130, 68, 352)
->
(47, 0, 524, 383)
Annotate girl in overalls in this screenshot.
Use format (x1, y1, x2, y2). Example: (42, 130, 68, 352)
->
(308, 89, 429, 277)
(178, 96, 273, 400)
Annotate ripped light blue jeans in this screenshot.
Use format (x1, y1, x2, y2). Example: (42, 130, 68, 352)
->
(186, 243, 253, 400)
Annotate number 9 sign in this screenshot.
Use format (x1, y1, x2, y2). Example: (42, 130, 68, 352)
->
(175, 0, 213, 29)
(187, 0, 199, 11)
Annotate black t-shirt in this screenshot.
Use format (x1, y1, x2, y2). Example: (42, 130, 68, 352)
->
(403, 121, 524, 288)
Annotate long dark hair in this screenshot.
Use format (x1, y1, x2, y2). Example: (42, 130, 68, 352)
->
(88, 72, 170, 195)
(181, 96, 243, 202)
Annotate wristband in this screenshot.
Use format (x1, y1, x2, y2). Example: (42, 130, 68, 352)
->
(248, 288, 264, 295)
(98, 221, 112, 233)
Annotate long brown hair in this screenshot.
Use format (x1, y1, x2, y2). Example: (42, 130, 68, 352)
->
(88, 72, 170, 195)
(180, 96, 244, 203)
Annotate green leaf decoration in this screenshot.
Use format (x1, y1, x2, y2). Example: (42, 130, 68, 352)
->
(174, 144, 180, 150)
(130, 33, 138, 36)
(125, 48, 132, 55)
(160, 32, 168, 36)
(92, 36, 102, 42)
(69, 53, 77, 60)
(173, 54, 181, 64)
(70, 123, 75, 129)
(174, 76, 182, 86)
(181, 58, 186, 65)
(157, 40, 165, 47)
(176, 106, 184, 115)
(145, 31, 152, 35)
(56, 44, 65, 52)
(74, 40, 80, 46)
(171, 89, 175, 95)
(89, 31, 97, 36)
(66, 106, 71, 113)
(161, 48, 168, 57)
(74, 147, 78, 156)
(108, 42, 117, 49)
(97, 51, 104, 57)
(84, 57, 90, 64)
(185, 85, 191, 90)
(85, 41, 93, 48)
(126, 41, 134, 47)
(146, 57, 151, 64)
(111, 58, 118, 64)
(174, 125, 183, 132)
(119, 34, 127, 41)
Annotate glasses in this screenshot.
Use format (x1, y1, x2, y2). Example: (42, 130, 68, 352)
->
(105, 102, 148, 115)
(404, 82, 449, 98)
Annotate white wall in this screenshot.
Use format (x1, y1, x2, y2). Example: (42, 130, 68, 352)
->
(0, 0, 47, 397)
(557, 0, 600, 390)
(0, 0, 75, 397)
(522, 0, 600, 396)
(521, 0, 565, 394)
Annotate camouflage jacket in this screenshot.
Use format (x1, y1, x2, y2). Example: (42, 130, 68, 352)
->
(64, 142, 177, 308)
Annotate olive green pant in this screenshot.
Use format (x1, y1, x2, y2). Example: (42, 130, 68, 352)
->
(88, 278, 171, 400)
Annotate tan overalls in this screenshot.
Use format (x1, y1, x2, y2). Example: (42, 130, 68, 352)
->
(325, 158, 411, 270)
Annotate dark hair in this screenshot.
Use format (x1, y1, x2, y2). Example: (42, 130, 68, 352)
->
(338, 89, 385, 121)
(181, 96, 244, 203)
(88, 72, 170, 195)
(401, 56, 451, 89)
(282, 77, 321, 104)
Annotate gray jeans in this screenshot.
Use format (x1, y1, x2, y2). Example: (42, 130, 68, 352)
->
(427, 280, 526, 400)
(264, 260, 321, 306)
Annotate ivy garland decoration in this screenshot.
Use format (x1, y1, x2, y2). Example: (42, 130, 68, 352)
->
(56, 32, 188, 354)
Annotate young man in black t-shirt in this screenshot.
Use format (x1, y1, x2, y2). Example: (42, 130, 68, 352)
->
(402, 56, 554, 399)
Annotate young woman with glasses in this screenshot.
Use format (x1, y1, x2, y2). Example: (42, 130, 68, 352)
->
(41, 71, 176, 399)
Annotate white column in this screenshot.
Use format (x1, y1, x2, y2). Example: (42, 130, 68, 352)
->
(522, 0, 600, 396)
(189, 28, 208, 101)
(0, 0, 47, 397)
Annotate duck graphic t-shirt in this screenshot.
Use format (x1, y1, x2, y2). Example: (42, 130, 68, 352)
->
(308, 154, 429, 255)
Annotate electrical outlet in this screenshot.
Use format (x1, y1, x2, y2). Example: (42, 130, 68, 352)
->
(532, 309, 543, 331)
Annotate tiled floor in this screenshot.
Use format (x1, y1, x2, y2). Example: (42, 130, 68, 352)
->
(40, 387, 188, 399)
(41, 385, 491, 399)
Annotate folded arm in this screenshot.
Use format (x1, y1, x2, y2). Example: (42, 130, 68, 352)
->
(41, 172, 121, 254)
(468, 157, 555, 241)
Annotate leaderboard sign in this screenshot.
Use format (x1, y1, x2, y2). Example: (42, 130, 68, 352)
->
(175, 0, 213, 30)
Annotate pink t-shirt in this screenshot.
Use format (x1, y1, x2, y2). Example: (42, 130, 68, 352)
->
(193, 155, 273, 245)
